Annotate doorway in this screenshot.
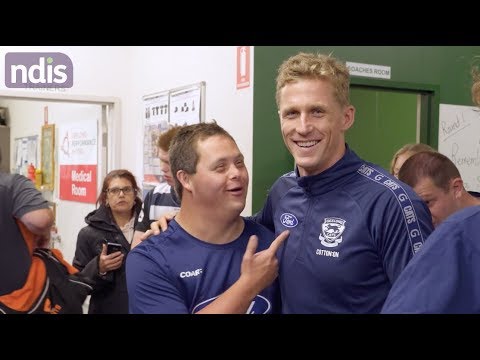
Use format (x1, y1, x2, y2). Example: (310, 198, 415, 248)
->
(0, 90, 120, 263)
(347, 83, 436, 171)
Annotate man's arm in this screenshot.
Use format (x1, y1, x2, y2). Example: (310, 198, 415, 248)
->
(196, 230, 288, 314)
(127, 230, 289, 314)
(13, 175, 54, 248)
(377, 193, 433, 283)
(142, 178, 281, 239)
(382, 223, 463, 314)
(20, 208, 54, 247)
(139, 211, 178, 240)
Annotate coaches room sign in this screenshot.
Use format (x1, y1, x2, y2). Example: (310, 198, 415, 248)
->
(346, 61, 391, 80)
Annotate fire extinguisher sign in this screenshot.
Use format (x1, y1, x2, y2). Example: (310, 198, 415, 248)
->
(236, 46, 250, 89)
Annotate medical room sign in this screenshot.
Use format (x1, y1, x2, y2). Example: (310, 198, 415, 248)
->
(236, 46, 250, 89)
(58, 119, 97, 204)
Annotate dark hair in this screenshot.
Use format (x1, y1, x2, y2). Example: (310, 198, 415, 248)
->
(398, 151, 460, 192)
(96, 169, 141, 207)
(169, 121, 236, 201)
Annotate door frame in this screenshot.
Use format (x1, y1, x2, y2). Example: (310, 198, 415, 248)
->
(350, 78, 440, 149)
(0, 90, 121, 175)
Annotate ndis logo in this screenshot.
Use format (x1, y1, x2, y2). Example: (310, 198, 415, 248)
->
(5, 52, 73, 88)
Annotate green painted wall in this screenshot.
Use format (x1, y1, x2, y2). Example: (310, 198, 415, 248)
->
(252, 46, 480, 213)
(347, 88, 418, 171)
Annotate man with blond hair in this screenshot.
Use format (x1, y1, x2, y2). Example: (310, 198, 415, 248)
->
(145, 52, 434, 313)
(251, 52, 433, 313)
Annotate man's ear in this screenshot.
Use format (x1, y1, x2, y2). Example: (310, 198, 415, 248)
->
(451, 177, 464, 198)
(176, 170, 192, 193)
(341, 105, 355, 131)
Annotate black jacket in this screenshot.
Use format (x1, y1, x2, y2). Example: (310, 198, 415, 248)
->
(73, 199, 142, 314)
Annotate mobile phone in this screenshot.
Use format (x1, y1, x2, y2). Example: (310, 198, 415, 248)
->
(106, 242, 123, 255)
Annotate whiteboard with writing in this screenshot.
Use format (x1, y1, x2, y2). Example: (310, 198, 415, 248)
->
(438, 104, 480, 192)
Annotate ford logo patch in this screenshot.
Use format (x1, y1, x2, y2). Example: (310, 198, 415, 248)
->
(280, 213, 298, 228)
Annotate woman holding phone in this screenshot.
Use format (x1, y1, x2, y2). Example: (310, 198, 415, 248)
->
(73, 169, 142, 314)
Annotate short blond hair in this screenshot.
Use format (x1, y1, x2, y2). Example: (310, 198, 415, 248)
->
(276, 52, 350, 108)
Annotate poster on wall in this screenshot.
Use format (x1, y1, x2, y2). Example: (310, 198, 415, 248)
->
(14, 135, 38, 174)
(142, 82, 205, 192)
(58, 119, 98, 203)
(169, 86, 201, 126)
(438, 104, 480, 192)
(41, 124, 55, 191)
(143, 92, 169, 185)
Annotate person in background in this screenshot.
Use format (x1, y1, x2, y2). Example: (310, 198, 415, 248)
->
(381, 151, 480, 313)
(0, 147, 54, 296)
(131, 126, 182, 249)
(73, 169, 142, 314)
(126, 122, 288, 314)
(389, 143, 435, 178)
(146, 52, 434, 314)
(472, 61, 480, 106)
(381, 65, 480, 314)
(399, 151, 480, 228)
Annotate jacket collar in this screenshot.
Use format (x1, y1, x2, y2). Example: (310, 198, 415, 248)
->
(296, 144, 364, 196)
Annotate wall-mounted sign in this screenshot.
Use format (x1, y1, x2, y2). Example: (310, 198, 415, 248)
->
(41, 124, 55, 191)
(142, 82, 206, 187)
(236, 46, 250, 89)
(58, 119, 97, 203)
(346, 61, 391, 80)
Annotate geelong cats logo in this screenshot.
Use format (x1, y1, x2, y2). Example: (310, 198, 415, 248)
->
(319, 217, 346, 248)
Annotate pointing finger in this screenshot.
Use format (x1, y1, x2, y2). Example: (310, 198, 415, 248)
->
(268, 230, 289, 253)
(244, 235, 259, 259)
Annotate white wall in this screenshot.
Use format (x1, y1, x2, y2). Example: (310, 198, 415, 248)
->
(129, 46, 254, 215)
(0, 46, 255, 262)
(0, 46, 255, 214)
(0, 46, 133, 169)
